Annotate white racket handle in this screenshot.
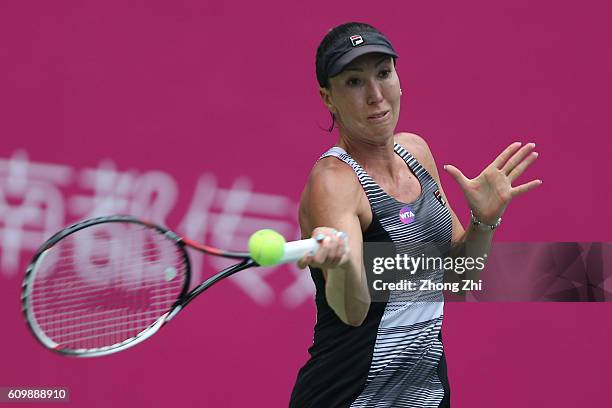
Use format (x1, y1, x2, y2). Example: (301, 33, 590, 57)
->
(279, 238, 320, 264)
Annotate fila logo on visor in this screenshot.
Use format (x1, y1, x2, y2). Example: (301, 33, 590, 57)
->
(350, 35, 364, 46)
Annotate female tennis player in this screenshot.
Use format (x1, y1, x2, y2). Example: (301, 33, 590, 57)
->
(289, 22, 541, 407)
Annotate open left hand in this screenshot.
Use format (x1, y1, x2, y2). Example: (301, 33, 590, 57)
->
(443, 142, 542, 224)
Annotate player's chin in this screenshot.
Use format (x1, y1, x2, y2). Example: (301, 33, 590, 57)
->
(364, 123, 396, 138)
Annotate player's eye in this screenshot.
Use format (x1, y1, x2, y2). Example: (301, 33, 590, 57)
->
(346, 77, 362, 87)
(379, 69, 392, 79)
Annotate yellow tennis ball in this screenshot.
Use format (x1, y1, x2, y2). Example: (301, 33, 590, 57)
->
(248, 229, 286, 266)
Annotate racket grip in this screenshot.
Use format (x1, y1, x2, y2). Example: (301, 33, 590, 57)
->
(279, 238, 320, 264)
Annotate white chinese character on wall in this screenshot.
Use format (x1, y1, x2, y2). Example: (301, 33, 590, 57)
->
(0, 151, 72, 277)
(70, 159, 178, 223)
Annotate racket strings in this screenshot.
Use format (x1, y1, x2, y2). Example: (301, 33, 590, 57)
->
(28, 223, 188, 351)
(45, 313, 167, 342)
(31, 293, 180, 332)
(43, 310, 164, 335)
(31, 276, 182, 309)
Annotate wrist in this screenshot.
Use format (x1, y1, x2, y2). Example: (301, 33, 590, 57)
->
(470, 210, 501, 231)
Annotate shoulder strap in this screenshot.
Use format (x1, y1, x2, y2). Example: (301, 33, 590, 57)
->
(393, 143, 436, 190)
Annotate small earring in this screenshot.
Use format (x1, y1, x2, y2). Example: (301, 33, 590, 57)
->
(400, 88, 403, 95)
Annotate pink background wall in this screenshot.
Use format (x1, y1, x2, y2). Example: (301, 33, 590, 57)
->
(1, 1, 611, 406)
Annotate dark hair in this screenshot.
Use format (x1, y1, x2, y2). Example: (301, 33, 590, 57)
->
(316, 22, 396, 132)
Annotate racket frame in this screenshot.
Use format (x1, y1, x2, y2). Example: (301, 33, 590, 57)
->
(21, 215, 256, 357)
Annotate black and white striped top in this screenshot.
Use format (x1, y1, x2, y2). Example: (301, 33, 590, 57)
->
(290, 143, 453, 408)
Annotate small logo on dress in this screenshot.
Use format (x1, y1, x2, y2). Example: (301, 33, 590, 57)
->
(434, 189, 446, 206)
(350, 35, 364, 46)
(399, 206, 415, 225)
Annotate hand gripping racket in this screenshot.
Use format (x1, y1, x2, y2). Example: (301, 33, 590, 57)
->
(21, 215, 318, 357)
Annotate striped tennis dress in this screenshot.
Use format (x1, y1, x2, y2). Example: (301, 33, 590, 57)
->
(290, 143, 453, 408)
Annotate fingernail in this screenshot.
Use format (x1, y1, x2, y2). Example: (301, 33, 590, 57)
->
(443, 165, 447, 171)
(315, 233, 325, 242)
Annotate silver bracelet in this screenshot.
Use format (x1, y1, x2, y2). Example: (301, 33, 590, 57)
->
(470, 210, 501, 231)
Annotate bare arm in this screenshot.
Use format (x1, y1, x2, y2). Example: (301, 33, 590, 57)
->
(297, 159, 371, 326)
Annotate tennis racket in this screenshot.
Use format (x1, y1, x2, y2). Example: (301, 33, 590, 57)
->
(21, 215, 318, 357)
